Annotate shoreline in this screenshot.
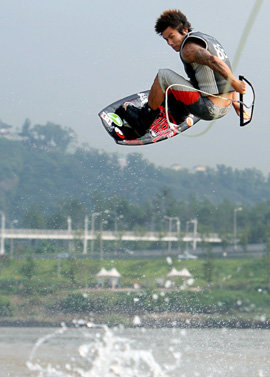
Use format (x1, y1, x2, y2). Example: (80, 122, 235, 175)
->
(1, 313, 269, 329)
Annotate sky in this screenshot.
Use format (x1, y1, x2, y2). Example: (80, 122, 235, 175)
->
(0, 0, 268, 174)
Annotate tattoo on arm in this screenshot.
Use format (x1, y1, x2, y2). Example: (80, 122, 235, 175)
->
(192, 46, 213, 65)
(183, 43, 231, 79)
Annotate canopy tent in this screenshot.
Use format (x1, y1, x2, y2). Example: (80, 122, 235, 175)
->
(96, 267, 110, 277)
(167, 267, 182, 277)
(178, 267, 192, 279)
(167, 267, 192, 279)
(95, 267, 121, 288)
(106, 268, 121, 278)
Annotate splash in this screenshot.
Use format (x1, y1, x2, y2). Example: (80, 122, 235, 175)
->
(26, 322, 182, 377)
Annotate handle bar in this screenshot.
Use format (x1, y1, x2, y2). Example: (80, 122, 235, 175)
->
(239, 75, 255, 127)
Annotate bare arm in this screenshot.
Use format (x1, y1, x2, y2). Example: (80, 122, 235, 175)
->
(232, 91, 250, 119)
(181, 42, 246, 94)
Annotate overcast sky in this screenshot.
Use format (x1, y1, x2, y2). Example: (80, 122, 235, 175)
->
(0, 0, 268, 173)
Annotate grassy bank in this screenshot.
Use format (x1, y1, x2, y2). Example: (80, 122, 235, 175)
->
(0, 256, 269, 327)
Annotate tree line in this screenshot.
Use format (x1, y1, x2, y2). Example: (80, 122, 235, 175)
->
(0, 121, 270, 245)
(19, 194, 270, 246)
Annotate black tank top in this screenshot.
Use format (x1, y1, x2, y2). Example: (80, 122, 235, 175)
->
(180, 31, 234, 95)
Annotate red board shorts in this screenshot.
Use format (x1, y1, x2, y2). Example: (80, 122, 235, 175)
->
(158, 69, 231, 120)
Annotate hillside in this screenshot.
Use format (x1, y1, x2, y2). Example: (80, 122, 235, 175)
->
(0, 133, 270, 222)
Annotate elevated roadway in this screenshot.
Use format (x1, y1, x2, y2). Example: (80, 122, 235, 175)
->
(0, 228, 221, 255)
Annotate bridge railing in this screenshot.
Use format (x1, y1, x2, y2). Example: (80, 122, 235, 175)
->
(2, 228, 221, 242)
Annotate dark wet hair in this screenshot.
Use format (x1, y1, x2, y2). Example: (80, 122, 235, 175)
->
(155, 9, 192, 35)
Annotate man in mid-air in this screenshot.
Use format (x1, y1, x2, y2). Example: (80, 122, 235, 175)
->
(116, 9, 249, 137)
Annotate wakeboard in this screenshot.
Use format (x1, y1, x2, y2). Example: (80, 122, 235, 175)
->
(98, 91, 200, 146)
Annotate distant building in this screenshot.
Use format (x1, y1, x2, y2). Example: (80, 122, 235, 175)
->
(194, 165, 206, 172)
(170, 163, 183, 171)
(0, 120, 12, 136)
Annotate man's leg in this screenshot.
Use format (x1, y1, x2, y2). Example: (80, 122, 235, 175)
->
(115, 75, 161, 136)
(147, 75, 164, 110)
(115, 69, 198, 137)
(147, 75, 190, 124)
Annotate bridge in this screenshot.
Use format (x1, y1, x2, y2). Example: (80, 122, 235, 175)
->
(0, 227, 221, 255)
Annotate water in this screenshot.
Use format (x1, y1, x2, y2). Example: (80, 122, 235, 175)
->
(1, 325, 270, 377)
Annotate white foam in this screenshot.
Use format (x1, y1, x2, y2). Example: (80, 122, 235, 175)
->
(26, 323, 182, 377)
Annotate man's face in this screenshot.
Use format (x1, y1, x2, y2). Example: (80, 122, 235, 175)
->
(162, 26, 188, 52)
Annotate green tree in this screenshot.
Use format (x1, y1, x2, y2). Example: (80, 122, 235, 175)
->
(203, 247, 215, 283)
(240, 226, 250, 251)
(20, 256, 36, 280)
(66, 257, 78, 284)
(49, 199, 85, 229)
(22, 204, 46, 229)
(20, 120, 76, 152)
(46, 212, 67, 229)
(36, 240, 56, 254)
(0, 297, 15, 317)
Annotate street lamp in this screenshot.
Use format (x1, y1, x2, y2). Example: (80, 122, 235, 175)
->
(0, 211, 6, 255)
(67, 216, 72, 253)
(184, 218, 197, 253)
(233, 207, 242, 251)
(185, 220, 190, 253)
(164, 216, 181, 253)
(91, 210, 110, 257)
(114, 214, 124, 254)
(67, 216, 72, 231)
(190, 218, 198, 251)
(100, 219, 108, 260)
(164, 216, 173, 252)
(10, 219, 18, 256)
(91, 212, 100, 253)
(114, 214, 124, 232)
(173, 217, 181, 253)
(83, 215, 88, 255)
(175, 217, 181, 232)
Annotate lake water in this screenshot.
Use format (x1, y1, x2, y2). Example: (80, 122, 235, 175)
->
(1, 325, 269, 377)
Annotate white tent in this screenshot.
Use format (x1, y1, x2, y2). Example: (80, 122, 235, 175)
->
(167, 267, 182, 277)
(95, 268, 109, 288)
(167, 267, 192, 279)
(178, 268, 192, 279)
(107, 268, 121, 288)
(96, 267, 110, 277)
(106, 268, 121, 278)
(96, 267, 121, 289)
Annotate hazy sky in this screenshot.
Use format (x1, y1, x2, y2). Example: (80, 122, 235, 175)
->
(0, 0, 268, 173)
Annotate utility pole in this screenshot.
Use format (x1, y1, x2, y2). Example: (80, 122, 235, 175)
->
(233, 207, 242, 251)
(100, 220, 108, 260)
(10, 219, 18, 256)
(91, 212, 100, 253)
(67, 216, 72, 253)
(190, 218, 198, 251)
(0, 211, 5, 255)
(164, 216, 173, 253)
(83, 216, 88, 255)
(164, 216, 180, 253)
(114, 214, 123, 254)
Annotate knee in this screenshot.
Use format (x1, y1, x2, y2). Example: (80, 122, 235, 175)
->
(157, 69, 174, 92)
(158, 68, 171, 81)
